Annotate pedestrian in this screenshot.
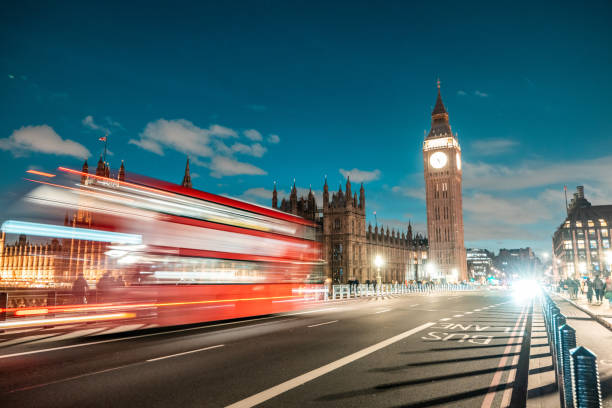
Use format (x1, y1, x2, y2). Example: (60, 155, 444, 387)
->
(605, 275, 612, 308)
(594, 275, 605, 304)
(72, 273, 89, 304)
(96, 271, 112, 303)
(585, 277, 594, 304)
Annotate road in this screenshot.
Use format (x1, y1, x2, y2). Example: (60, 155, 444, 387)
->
(0, 289, 533, 407)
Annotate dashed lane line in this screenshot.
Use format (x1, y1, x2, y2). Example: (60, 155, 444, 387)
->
(307, 320, 339, 328)
(224, 322, 435, 408)
(146, 344, 224, 362)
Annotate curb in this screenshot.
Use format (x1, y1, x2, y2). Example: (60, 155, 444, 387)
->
(556, 294, 612, 331)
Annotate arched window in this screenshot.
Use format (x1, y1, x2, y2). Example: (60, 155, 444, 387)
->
(335, 219, 341, 231)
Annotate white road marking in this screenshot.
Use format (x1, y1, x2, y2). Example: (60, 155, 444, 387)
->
(224, 322, 435, 408)
(0, 314, 287, 360)
(146, 344, 224, 362)
(374, 309, 391, 314)
(410, 304, 419, 307)
(453, 314, 463, 317)
(439, 318, 451, 321)
(474, 309, 482, 311)
(465, 312, 473, 314)
(307, 320, 338, 328)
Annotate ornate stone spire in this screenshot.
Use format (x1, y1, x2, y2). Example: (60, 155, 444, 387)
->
(81, 159, 89, 184)
(427, 79, 453, 139)
(323, 175, 329, 209)
(95, 156, 105, 176)
(118, 160, 125, 181)
(359, 182, 365, 210)
(181, 157, 192, 188)
(272, 181, 278, 209)
(345, 176, 352, 207)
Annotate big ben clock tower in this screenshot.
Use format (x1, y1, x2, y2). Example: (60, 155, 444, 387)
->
(423, 80, 467, 282)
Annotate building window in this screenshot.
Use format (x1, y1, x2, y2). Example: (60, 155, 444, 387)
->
(603, 239, 610, 249)
(602, 229, 609, 238)
(588, 220, 595, 227)
(334, 219, 341, 231)
(600, 219, 608, 227)
(576, 221, 583, 228)
(590, 240, 597, 249)
(577, 240, 585, 249)
(577, 230, 584, 237)
(563, 240, 572, 250)
(564, 221, 570, 228)
(589, 229, 596, 237)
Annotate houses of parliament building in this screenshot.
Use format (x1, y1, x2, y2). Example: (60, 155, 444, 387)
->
(273, 178, 428, 284)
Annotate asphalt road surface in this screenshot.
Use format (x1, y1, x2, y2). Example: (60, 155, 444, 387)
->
(0, 289, 534, 407)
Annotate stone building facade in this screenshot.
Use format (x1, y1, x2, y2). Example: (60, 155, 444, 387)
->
(0, 158, 193, 288)
(552, 186, 612, 279)
(273, 178, 428, 284)
(423, 82, 467, 281)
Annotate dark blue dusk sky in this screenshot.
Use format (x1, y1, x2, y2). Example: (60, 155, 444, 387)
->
(1, 0, 612, 255)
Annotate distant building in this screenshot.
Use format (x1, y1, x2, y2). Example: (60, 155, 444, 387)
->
(552, 186, 612, 279)
(466, 248, 494, 280)
(273, 178, 429, 284)
(493, 247, 540, 278)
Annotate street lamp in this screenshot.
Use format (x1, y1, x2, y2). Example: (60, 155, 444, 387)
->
(374, 255, 384, 287)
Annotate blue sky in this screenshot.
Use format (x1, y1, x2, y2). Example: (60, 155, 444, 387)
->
(1, 0, 612, 256)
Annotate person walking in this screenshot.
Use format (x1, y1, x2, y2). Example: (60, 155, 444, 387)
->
(593, 275, 605, 304)
(605, 275, 612, 308)
(585, 277, 594, 304)
(72, 273, 89, 304)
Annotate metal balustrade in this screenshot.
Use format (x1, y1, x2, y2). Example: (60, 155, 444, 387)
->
(329, 283, 476, 300)
(541, 292, 602, 408)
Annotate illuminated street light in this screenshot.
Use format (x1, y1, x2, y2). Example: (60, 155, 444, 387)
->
(542, 252, 549, 260)
(374, 255, 384, 287)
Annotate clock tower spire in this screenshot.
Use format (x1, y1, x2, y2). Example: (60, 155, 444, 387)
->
(422, 81, 467, 282)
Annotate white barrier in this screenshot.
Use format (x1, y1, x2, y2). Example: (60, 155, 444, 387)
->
(329, 283, 476, 300)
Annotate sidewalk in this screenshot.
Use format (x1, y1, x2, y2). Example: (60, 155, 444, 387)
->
(527, 301, 559, 408)
(556, 290, 612, 330)
(551, 293, 612, 407)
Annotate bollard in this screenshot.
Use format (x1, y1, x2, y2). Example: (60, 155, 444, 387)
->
(554, 313, 567, 381)
(570, 346, 602, 408)
(559, 324, 577, 408)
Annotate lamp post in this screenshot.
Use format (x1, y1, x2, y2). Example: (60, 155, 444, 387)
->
(374, 255, 384, 287)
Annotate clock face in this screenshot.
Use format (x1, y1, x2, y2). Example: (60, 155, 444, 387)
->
(429, 151, 448, 169)
(456, 153, 461, 170)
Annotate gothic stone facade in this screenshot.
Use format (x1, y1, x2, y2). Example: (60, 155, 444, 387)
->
(0, 158, 194, 288)
(423, 83, 467, 281)
(273, 179, 428, 284)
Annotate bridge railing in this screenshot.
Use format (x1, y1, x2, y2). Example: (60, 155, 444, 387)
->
(329, 283, 477, 300)
(541, 292, 603, 408)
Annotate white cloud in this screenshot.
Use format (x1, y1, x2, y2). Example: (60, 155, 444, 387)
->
(243, 129, 263, 141)
(209, 124, 238, 138)
(82, 115, 110, 134)
(129, 119, 214, 157)
(457, 90, 467, 96)
(267, 134, 280, 144)
(231, 142, 267, 158)
(339, 168, 381, 183)
(471, 138, 519, 155)
(391, 185, 425, 200)
(474, 90, 489, 97)
(210, 156, 267, 178)
(0, 125, 90, 159)
(463, 156, 612, 195)
(130, 119, 269, 178)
